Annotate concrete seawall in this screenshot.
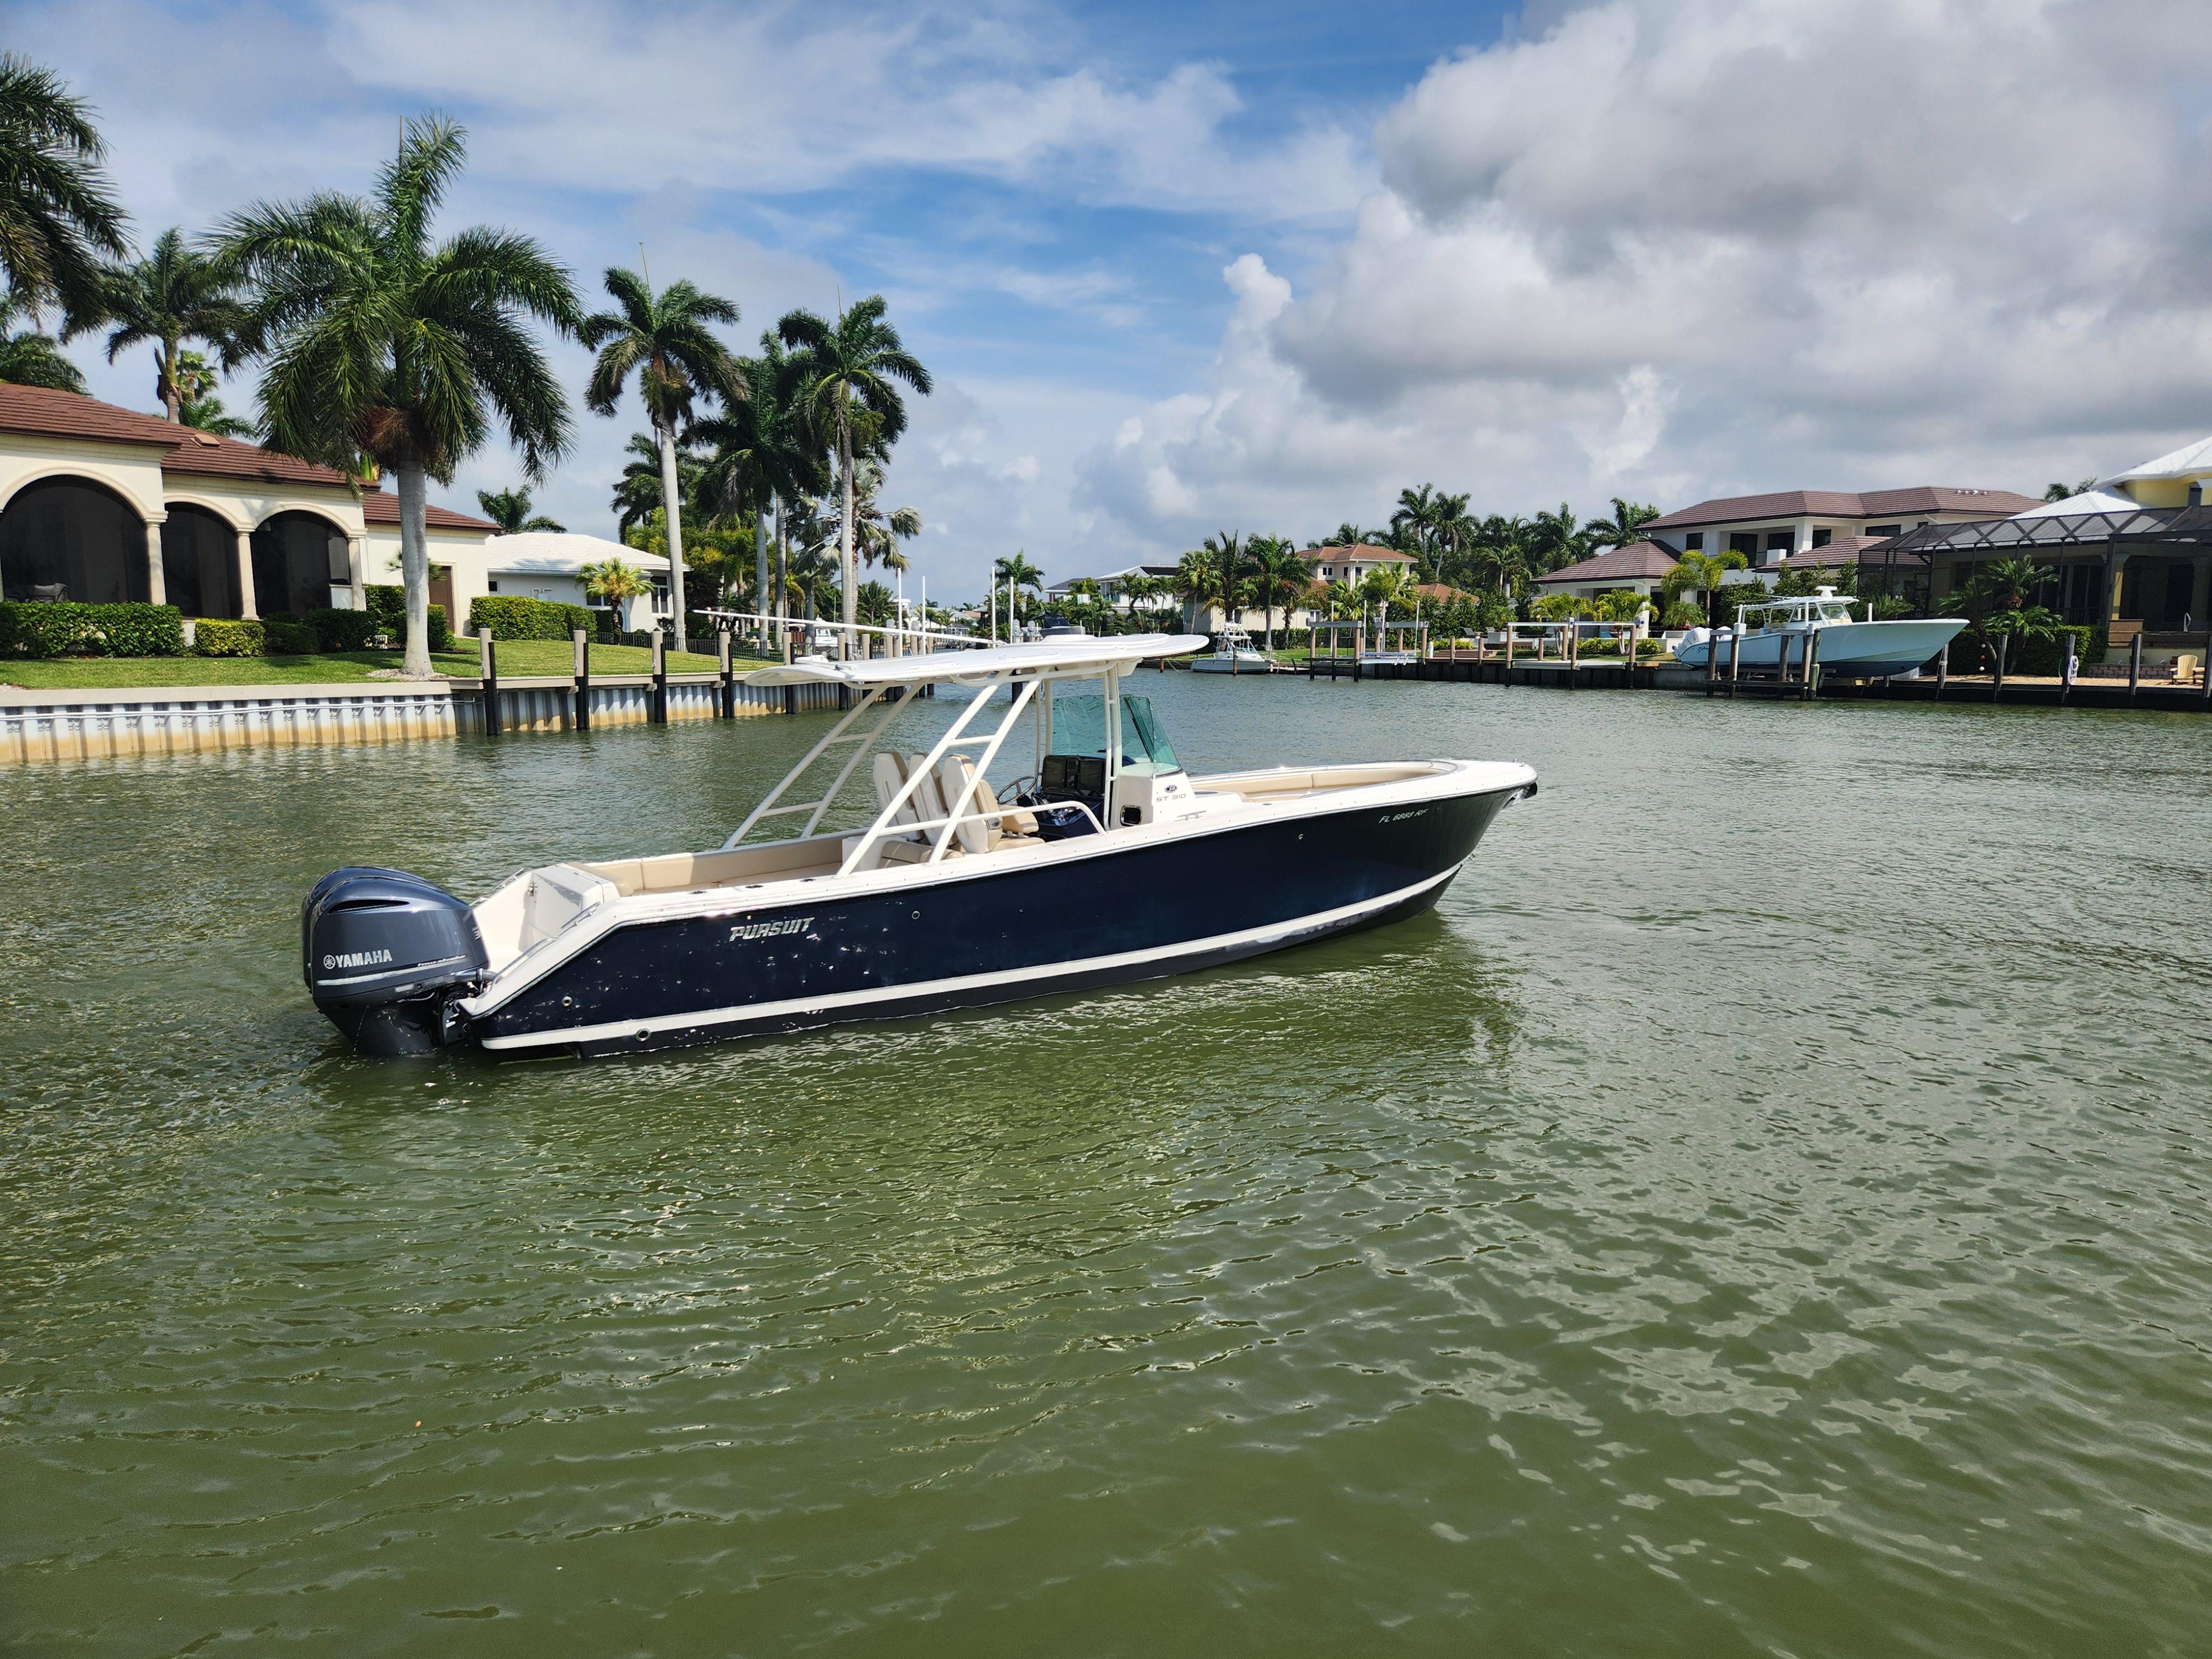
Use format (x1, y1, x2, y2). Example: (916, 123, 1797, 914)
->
(0, 672, 844, 766)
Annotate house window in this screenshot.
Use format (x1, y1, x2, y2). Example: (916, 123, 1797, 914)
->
(1684, 533, 1704, 551)
(1764, 530, 1793, 555)
(488, 578, 500, 592)
(1811, 528, 1832, 548)
(1728, 532, 1759, 555)
(1867, 524, 1901, 539)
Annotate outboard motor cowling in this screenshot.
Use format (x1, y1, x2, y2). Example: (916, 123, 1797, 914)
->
(302, 867, 489, 1055)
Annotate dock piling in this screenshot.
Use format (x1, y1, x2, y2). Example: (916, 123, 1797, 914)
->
(572, 627, 589, 731)
(477, 627, 500, 737)
(650, 629, 668, 724)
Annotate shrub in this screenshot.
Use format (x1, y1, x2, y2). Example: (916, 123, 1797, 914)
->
(309, 607, 381, 651)
(364, 584, 453, 651)
(262, 616, 319, 654)
(0, 601, 184, 659)
(194, 618, 264, 656)
(468, 593, 592, 641)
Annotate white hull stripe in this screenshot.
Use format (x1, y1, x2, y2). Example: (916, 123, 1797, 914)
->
(479, 865, 1459, 1051)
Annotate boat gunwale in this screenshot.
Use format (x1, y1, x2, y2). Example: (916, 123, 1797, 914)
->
(455, 758, 1533, 1019)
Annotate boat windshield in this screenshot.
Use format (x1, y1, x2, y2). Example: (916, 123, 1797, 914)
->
(1049, 693, 1181, 769)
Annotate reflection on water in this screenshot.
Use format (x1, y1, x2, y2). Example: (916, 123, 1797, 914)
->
(5, 677, 2212, 1653)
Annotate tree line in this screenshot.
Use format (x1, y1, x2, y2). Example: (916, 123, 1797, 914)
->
(0, 56, 932, 673)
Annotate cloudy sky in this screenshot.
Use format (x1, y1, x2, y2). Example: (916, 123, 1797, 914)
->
(20, 0, 2212, 594)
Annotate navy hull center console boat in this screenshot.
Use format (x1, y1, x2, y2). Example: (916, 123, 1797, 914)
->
(302, 633, 1537, 1057)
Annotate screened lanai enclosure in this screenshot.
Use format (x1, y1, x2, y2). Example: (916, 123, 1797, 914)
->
(0, 477, 148, 604)
(1867, 503, 2212, 635)
(250, 512, 352, 618)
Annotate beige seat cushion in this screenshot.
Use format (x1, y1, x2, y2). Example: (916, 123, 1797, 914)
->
(935, 755, 998, 853)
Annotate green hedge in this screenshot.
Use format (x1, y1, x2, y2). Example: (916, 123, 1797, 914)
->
(263, 617, 318, 654)
(0, 601, 184, 659)
(364, 585, 453, 651)
(468, 594, 593, 641)
(309, 607, 380, 651)
(193, 618, 264, 656)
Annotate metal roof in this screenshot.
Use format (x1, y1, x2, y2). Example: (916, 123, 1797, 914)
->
(744, 633, 1207, 687)
(1877, 504, 2212, 555)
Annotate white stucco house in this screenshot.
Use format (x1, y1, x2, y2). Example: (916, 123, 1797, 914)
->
(483, 530, 671, 633)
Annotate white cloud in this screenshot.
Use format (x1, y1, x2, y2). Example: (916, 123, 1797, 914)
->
(1077, 0, 2212, 552)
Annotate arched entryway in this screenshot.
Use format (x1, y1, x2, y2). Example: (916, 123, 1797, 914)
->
(1, 476, 148, 604)
(252, 512, 350, 617)
(160, 503, 243, 619)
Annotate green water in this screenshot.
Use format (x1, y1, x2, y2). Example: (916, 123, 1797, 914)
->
(6, 677, 2211, 1655)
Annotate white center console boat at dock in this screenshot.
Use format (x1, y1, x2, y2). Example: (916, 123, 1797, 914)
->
(1672, 587, 1964, 679)
(302, 634, 1536, 1057)
(1189, 627, 1279, 674)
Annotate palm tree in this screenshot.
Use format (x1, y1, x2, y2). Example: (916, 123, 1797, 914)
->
(0, 288, 84, 389)
(1584, 495, 1660, 550)
(581, 555, 648, 635)
(1390, 484, 1440, 556)
(0, 55, 128, 323)
(846, 457, 921, 573)
(2043, 478, 2098, 503)
(1660, 548, 1749, 628)
(1527, 502, 1589, 573)
(779, 296, 932, 636)
(610, 430, 701, 536)
(994, 551, 1043, 633)
(93, 227, 249, 420)
(1467, 514, 1534, 601)
(1245, 535, 1309, 650)
(477, 486, 564, 534)
(219, 116, 582, 677)
(173, 350, 252, 436)
(581, 268, 743, 653)
(693, 337, 810, 641)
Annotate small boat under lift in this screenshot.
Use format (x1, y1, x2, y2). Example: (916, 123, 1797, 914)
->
(302, 633, 1537, 1057)
(1672, 588, 1965, 680)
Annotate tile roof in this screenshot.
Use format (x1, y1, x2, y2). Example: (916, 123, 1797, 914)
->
(1300, 542, 1415, 564)
(1645, 486, 2042, 529)
(361, 490, 498, 532)
(1535, 540, 1681, 584)
(159, 427, 356, 489)
(0, 382, 184, 447)
(0, 386, 490, 528)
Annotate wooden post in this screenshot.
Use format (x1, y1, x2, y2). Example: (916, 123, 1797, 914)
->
(1504, 625, 1515, 682)
(477, 626, 500, 737)
(572, 626, 590, 731)
(1726, 626, 1741, 697)
(650, 627, 668, 724)
(2128, 629, 2143, 703)
(1307, 623, 1315, 680)
(1703, 625, 1718, 696)
(1803, 628, 1820, 701)
(1992, 632, 2007, 702)
(1935, 641, 1948, 701)
(718, 626, 735, 718)
(2060, 633, 2077, 706)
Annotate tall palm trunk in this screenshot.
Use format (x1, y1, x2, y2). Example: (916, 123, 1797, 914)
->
(397, 465, 432, 679)
(754, 504, 769, 653)
(775, 498, 789, 634)
(837, 411, 857, 643)
(159, 339, 180, 422)
(656, 421, 688, 653)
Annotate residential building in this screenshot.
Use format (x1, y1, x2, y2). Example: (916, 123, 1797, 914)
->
(1875, 435, 2212, 656)
(0, 383, 505, 624)
(483, 530, 672, 633)
(1301, 542, 1417, 585)
(1641, 487, 2042, 569)
(1532, 541, 1679, 600)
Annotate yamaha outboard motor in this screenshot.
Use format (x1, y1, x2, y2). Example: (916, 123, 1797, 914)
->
(301, 867, 489, 1055)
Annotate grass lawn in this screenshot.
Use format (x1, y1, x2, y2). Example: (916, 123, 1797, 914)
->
(1, 640, 771, 692)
